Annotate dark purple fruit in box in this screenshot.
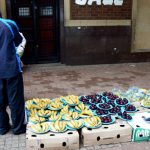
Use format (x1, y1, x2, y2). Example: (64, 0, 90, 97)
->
(96, 109, 108, 115)
(118, 111, 132, 120)
(107, 94, 118, 101)
(122, 114, 132, 120)
(116, 98, 128, 105)
(118, 111, 122, 116)
(84, 100, 90, 105)
(86, 95, 93, 99)
(89, 104, 97, 110)
(91, 98, 98, 103)
(109, 106, 121, 114)
(102, 92, 118, 100)
(79, 97, 90, 104)
(96, 109, 104, 115)
(102, 97, 107, 102)
(103, 110, 108, 114)
(95, 99, 101, 104)
(107, 101, 116, 107)
(101, 115, 112, 123)
(79, 96, 85, 101)
(97, 95, 102, 100)
(102, 92, 113, 96)
(79, 97, 89, 102)
(99, 103, 111, 109)
(98, 95, 102, 99)
(97, 96, 103, 103)
(91, 98, 103, 104)
(125, 104, 136, 111)
(86, 94, 97, 99)
(102, 92, 107, 96)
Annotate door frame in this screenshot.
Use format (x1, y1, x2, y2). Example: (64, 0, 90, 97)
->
(5, 0, 61, 63)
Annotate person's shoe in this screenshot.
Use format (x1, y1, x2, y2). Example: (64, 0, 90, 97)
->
(12, 125, 26, 135)
(0, 130, 10, 135)
(0, 126, 11, 135)
(13, 129, 26, 135)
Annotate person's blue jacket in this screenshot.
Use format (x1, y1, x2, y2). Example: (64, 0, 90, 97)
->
(0, 18, 22, 79)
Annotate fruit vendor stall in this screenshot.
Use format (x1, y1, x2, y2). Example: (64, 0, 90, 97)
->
(25, 87, 150, 149)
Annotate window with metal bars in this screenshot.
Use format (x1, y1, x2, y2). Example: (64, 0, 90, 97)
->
(18, 7, 30, 16)
(40, 6, 53, 16)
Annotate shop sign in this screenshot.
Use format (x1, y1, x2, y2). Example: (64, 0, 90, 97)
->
(75, 0, 124, 6)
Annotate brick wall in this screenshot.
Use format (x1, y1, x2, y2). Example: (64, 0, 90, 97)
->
(71, 0, 132, 20)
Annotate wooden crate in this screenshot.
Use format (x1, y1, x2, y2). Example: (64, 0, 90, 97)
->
(26, 128, 79, 150)
(81, 119, 132, 147)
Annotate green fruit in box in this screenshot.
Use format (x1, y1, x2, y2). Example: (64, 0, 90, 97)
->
(143, 100, 150, 107)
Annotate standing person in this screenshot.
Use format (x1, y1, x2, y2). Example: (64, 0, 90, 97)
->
(0, 11, 26, 135)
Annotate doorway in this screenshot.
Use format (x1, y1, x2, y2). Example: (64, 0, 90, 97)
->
(11, 0, 60, 64)
(132, 0, 150, 52)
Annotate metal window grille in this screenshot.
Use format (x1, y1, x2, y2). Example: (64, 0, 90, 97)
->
(19, 7, 30, 16)
(40, 6, 53, 16)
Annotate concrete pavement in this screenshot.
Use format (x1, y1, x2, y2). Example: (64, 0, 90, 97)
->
(0, 62, 150, 150)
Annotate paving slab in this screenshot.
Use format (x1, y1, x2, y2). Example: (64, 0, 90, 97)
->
(0, 62, 150, 150)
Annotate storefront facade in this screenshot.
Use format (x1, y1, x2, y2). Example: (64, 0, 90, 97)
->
(1, 0, 150, 65)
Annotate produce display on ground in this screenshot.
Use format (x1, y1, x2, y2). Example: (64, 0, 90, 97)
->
(25, 87, 150, 134)
(113, 87, 150, 103)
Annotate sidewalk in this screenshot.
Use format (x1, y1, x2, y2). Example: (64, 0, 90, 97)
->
(0, 62, 150, 150)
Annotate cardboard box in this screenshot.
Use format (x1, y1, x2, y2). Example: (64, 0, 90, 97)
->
(81, 119, 132, 147)
(127, 112, 150, 142)
(26, 127, 79, 150)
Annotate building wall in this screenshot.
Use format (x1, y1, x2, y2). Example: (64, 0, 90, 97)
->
(62, 0, 131, 65)
(0, 0, 7, 18)
(132, 0, 150, 53)
(71, 0, 132, 20)
(61, 0, 150, 65)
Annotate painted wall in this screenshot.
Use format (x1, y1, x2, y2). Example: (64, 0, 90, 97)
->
(133, 0, 150, 52)
(61, 0, 132, 65)
(0, 0, 7, 18)
(60, 0, 150, 65)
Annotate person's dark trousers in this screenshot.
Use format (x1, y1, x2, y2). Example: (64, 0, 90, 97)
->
(0, 73, 26, 135)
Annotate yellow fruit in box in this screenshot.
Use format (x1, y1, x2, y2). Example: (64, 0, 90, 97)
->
(84, 116, 101, 128)
(29, 115, 46, 123)
(49, 114, 62, 121)
(67, 120, 83, 129)
(50, 100, 63, 109)
(60, 105, 69, 115)
(30, 109, 38, 117)
(63, 114, 72, 121)
(79, 109, 94, 118)
(31, 122, 49, 133)
(38, 109, 52, 117)
(63, 95, 79, 105)
(25, 100, 34, 111)
(50, 121, 66, 132)
(75, 103, 88, 112)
